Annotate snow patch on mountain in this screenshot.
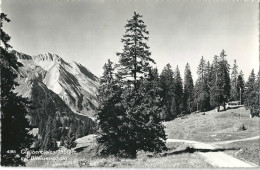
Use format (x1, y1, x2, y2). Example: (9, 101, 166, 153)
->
(43, 63, 62, 94)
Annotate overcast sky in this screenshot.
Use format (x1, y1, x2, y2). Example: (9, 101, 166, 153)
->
(2, 0, 259, 80)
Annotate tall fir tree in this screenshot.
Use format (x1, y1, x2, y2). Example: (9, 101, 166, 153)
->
(63, 122, 77, 149)
(194, 56, 210, 111)
(255, 71, 260, 109)
(244, 69, 257, 107)
(205, 61, 212, 83)
(174, 65, 183, 115)
(97, 59, 126, 156)
(118, 67, 166, 156)
(41, 117, 58, 151)
(237, 70, 245, 104)
(197, 56, 206, 80)
(116, 12, 166, 157)
(159, 64, 175, 120)
(1, 13, 33, 166)
(209, 55, 221, 110)
(98, 12, 166, 158)
(209, 50, 231, 111)
(218, 50, 231, 110)
(230, 60, 239, 101)
(116, 12, 154, 90)
(183, 63, 194, 113)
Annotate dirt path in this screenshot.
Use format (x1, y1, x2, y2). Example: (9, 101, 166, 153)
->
(212, 135, 260, 145)
(167, 136, 259, 167)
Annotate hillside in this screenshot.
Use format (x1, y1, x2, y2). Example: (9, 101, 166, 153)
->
(13, 51, 99, 119)
(28, 80, 96, 136)
(26, 107, 259, 167)
(164, 107, 259, 166)
(10, 51, 99, 151)
(164, 107, 259, 142)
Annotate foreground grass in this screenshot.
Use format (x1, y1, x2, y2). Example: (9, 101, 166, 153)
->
(27, 139, 212, 168)
(220, 139, 259, 166)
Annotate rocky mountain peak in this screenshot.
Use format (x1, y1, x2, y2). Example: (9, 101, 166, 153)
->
(14, 51, 99, 119)
(33, 53, 64, 63)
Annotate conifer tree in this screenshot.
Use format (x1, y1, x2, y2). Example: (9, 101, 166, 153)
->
(159, 64, 175, 120)
(52, 119, 61, 141)
(244, 69, 257, 107)
(97, 60, 126, 156)
(183, 63, 194, 113)
(205, 61, 212, 84)
(237, 70, 245, 104)
(174, 65, 183, 115)
(245, 70, 260, 117)
(60, 136, 65, 147)
(209, 55, 221, 110)
(116, 12, 155, 90)
(255, 71, 260, 109)
(209, 50, 231, 111)
(132, 68, 167, 152)
(116, 12, 166, 157)
(230, 60, 239, 101)
(42, 117, 58, 151)
(98, 12, 166, 158)
(197, 56, 206, 80)
(68, 122, 76, 137)
(218, 50, 231, 110)
(76, 124, 84, 139)
(194, 57, 210, 111)
(1, 13, 33, 166)
(64, 133, 77, 149)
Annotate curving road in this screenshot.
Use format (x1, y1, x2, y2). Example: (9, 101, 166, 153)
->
(167, 136, 259, 168)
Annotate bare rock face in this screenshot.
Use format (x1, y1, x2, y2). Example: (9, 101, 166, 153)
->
(13, 51, 99, 119)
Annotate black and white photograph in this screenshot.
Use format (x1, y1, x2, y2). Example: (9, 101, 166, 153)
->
(0, 0, 259, 168)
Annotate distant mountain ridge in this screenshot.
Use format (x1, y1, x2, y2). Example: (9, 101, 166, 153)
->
(13, 51, 99, 119)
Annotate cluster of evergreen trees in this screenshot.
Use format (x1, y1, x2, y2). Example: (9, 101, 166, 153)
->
(159, 50, 259, 119)
(1, 13, 34, 166)
(154, 50, 233, 120)
(30, 80, 96, 151)
(97, 12, 259, 157)
(194, 51, 259, 113)
(97, 12, 167, 158)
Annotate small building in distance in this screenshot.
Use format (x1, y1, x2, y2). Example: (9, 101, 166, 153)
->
(226, 101, 241, 109)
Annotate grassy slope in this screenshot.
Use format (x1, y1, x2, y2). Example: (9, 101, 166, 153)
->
(164, 107, 259, 142)
(27, 107, 259, 167)
(164, 107, 260, 165)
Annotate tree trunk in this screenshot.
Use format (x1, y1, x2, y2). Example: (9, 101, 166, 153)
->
(216, 105, 220, 112)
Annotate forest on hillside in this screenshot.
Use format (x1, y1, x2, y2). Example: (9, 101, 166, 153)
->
(1, 10, 259, 166)
(97, 12, 260, 158)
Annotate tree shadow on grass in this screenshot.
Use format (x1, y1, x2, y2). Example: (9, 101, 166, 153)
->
(160, 146, 239, 157)
(74, 146, 89, 152)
